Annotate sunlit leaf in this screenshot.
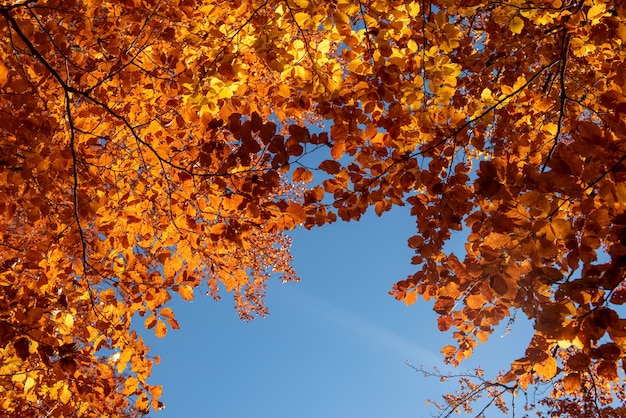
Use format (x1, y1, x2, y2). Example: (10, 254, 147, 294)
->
(178, 285, 194, 301)
(0, 62, 8, 87)
(510, 16, 524, 34)
(155, 321, 168, 338)
(404, 290, 417, 306)
(534, 356, 557, 381)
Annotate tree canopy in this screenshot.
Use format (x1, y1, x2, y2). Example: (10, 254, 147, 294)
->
(1, 0, 625, 416)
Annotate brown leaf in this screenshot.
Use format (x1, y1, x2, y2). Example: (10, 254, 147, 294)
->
(562, 373, 581, 394)
(319, 160, 341, 174)
(567, 352, 591, 372)
(597, 361, 619, 382)
(437, 315, 452, 331)
(433, 297, 455, 315)
(489, 275, 508, 296)
(13, 338, 30, 361)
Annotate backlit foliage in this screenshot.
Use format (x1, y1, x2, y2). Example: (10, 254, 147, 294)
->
(1, 0, 625, 416)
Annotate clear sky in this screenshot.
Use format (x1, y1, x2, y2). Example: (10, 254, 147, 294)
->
(140, 203, 538, 418)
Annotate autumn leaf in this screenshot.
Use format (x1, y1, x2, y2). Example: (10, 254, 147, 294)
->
(562, 373, 581, 394)
(534, 356, 557, 381)
(404, 290, 417, 306)
(0, 62, 8, 87)
(292, 167, 313, 183)
(510, 16, 524, 34)
(145, 315, 157, 330)
(587, 4, 607, 25)
(437, 315, 452, 332)
(59, 384, 72, 404)
(178, 285, 194, 301)
(155, 321, 168, 339)
(319, 160, 341, 175)
(465, 294, 486, 310)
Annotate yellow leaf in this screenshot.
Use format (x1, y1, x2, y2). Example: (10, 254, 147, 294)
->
(535, 356, 557, 381)
(24, 376, 35, 393)
(59, 384, 72, 404)
(293, 65, 311, 81)
(510, 16, 524, 34)
(155, 320, 168, 338)
(116, 348, 133, 373)
(406, 1, 420, 17)
(64, 313, 74, 327)
(293, 12, 310, 27)
(12, 373, 26, 383)
(292, 39, 305, 51)
(480, 87, 493, 102)
(218, 86, 233, 99)
(558, 335, 584, 350)
(317, 39, 331, 55)
(587, 3, 606, 24)
(178, 284, 194, 301)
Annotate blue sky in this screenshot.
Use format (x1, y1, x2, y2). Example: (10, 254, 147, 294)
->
(141, 204, 537, 417)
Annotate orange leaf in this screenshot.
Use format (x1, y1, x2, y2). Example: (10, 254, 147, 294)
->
(144, 315, 157, 330)
(404, 290, 417, 306)
(466, 294, 486, 309)
(0, 62, 8, 87)
(135, 393, 149, 412)
(292, 167, 313, 183)
(178, 285, 194, 301)
(518, 372, 534, 390)
(534, 356, 557, 381)
(155, 320, 168, 338)
(476, 331, 489, 344)
(330, 140, 345, 160)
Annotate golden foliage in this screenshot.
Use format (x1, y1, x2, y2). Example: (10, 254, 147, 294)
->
(1, 0, 626, 416)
